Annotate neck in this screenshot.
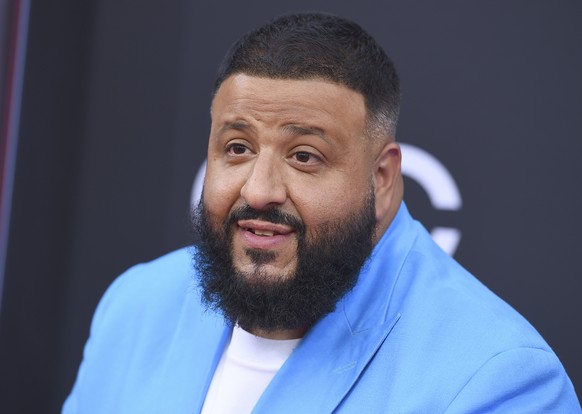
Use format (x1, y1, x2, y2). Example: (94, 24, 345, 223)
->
(247, 326, 308, 340)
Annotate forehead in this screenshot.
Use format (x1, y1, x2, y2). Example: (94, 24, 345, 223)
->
(211, 74, 367, 135)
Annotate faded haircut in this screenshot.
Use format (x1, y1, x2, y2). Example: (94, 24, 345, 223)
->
(213, 12, 401, 139)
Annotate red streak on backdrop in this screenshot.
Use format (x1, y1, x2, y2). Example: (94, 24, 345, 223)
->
(1, 0, 22, 228)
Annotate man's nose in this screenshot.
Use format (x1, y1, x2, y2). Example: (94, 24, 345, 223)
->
(240, 154, 287, 210)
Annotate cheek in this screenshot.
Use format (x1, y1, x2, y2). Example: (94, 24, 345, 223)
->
(203, 167, 245, 217)
(291, 175, 371, 227)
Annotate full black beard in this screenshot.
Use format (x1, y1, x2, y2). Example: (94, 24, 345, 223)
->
(192, 190, 376, 333)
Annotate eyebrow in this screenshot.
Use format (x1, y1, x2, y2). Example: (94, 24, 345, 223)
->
(219, 120, 255, 136)
(281, 124, 331, 144)
(218, 121, 332, 144)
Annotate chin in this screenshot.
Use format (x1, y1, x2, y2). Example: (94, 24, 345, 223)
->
(234, 261, 297, 284)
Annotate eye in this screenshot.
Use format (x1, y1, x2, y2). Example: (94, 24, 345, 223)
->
(226, 143, 250, 156)
(290, 149, 324, 169)
(294, 151, 313, 163)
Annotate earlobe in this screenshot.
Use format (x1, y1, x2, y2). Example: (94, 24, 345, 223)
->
(373, 142, 402, 222)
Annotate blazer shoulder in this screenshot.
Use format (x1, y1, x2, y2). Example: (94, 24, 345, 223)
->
(444, 347, 581, 413)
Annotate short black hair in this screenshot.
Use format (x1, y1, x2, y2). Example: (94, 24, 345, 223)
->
(213, 12, 400, 138)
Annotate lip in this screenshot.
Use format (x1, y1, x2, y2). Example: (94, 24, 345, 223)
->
(237, 219, 295, 250)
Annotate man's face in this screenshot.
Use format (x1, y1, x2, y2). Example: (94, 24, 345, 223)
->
(198, 74, 381, 332)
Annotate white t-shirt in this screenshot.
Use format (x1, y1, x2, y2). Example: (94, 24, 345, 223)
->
(201, 326, 301, 414)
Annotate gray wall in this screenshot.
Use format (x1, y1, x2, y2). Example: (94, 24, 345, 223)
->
(1, 1, 581, 412)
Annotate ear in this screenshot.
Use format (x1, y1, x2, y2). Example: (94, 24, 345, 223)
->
(373, 142, 402, 222)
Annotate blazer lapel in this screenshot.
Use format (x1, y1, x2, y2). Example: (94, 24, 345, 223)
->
(159, 288, 231, 413)
(253, 308, 400, 413)
(252, 203, 417, 413)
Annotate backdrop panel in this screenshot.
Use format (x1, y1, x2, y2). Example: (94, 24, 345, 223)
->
(1, 1, 580, 412)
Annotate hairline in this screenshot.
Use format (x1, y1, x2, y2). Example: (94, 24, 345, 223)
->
(212, 72, 396, 143)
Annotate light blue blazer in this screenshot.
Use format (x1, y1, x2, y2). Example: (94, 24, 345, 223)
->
(64, 204, 581, 413)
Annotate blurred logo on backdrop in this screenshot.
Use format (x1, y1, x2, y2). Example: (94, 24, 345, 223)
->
(191, 143, 462, 255)
(398, 143, 462, 255)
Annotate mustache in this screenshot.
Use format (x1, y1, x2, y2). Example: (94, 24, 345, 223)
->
(225, 205, 305, 233)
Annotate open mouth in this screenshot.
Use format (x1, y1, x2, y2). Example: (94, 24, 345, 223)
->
(236, 219, 297, 251)
(246, 228, 276, 237)
(238, 219, 294, 238)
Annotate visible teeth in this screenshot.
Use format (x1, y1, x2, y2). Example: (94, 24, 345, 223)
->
(253, 229, 275, 237)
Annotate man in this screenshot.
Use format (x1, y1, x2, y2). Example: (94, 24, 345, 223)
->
(64, 13, 580, 413)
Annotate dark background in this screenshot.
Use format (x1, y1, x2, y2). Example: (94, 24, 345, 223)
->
(1, 0, 581, 412)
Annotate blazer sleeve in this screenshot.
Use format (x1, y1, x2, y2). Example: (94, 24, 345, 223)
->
(61, 267, 139, 414)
